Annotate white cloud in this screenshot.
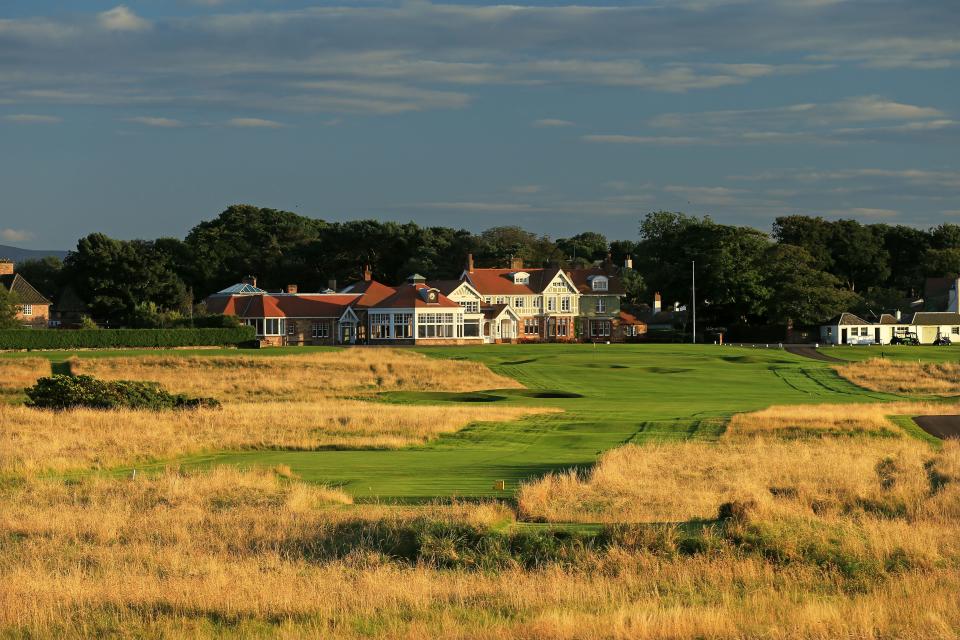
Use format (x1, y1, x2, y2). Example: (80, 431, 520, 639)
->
(3, 114, 61, 124)
(533, 119, 574, 128)
(98, 6, 151, 32)
(0, 229, 34, 242)
(227, 117, 285, 128)
(127, 116, 183, 128)
(510, 185, 542, 194)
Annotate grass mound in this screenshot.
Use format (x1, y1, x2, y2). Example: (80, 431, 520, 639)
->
(25, 374, 219, 411)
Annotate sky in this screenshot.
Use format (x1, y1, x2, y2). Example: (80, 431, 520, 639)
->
(1, 0, 958, 249)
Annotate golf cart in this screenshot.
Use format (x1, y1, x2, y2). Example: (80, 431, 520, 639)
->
(890, 330, 920, 346)
(934, 335, 953, 346)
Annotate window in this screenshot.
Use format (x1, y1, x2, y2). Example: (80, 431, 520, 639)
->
(287, 322, 296, 335)
(547, 298, 556, 312)
(597, 298, 606, 313)
(417, 312, 455, 338)
(536, 296, 543, 309)
(512, 272, 530, 285)
(591, 320, 610, 337)
(485, 297, 492, 304)
(557, 320, 568, 337)
(524, 318, 538, 335)
(496, 296, 506, 305)
(860, 327, 869, 336)
(393, 313, 413, 339)
(461, 300, 479, 314)
(312, 322, 329, 339)
(591, 277, 608, 291)
(370, 313, 391, 339)
(514, 297, 523, 308)
(252, 318, 285, 336)
(561, 296, 571, 312)
(464, 320, 481, 337)
(953, 327, 959, 335)
(21, 304, 32, 316)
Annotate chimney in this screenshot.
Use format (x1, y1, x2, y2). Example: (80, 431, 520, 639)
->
(286, 284, 298, 294)
(327, 279, 337, 292)
(467, 253, 475, 274)
(653, 292, 661, 313)
(241, 275, 257, 288)
(407, 273, 426, 285)
(895, 309, 902, 321)
(0, 260, 13, 276)
(363, 265, 372, 282)
(623, 254, 633, 270)
(510, 256, 524, 271)
(604, 252, 613, 270)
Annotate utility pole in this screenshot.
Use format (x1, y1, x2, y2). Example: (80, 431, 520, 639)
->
(691, 260, 696, 344)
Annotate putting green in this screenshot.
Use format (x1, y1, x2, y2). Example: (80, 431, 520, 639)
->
(171, 344, 902, 501)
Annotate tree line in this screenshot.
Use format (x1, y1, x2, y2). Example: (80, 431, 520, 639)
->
(8, 204, 960, 330)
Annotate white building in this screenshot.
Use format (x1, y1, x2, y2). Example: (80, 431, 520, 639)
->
(820, 311, 960, 345)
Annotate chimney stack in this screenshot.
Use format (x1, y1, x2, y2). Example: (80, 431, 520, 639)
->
(623, 254, 633, 270)
(363, 265, 372, 282)
(467, 253, 475, 274)
(328, 279, 337, 292)
(604, 252, 613, 270)
(895, 309, 902, 321)
(241, 275, 257, 288)
(653, 292, 661, 313)
(510, 256, 524, 271)
(0, 260, 13, 276)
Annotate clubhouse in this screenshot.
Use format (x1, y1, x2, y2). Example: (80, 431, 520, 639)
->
(204, 255, 645, 346)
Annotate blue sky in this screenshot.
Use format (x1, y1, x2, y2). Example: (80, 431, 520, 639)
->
(1, 0, 958, 249)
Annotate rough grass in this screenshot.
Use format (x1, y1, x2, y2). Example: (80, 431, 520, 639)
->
(70, 348, 523, 401)
(726, 400, 960, 438)
(0, 358, 48, 402)
(0, 401, 551, 475)
(837, 358, 960, 396)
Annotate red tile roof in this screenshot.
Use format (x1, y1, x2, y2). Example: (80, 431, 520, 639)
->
(616, 310, 645, 325)
(205, 293, 359, 318)
(567, 266, 626, 295)
(376, 284, 460, 309)
(464, 267, 566, 295)
(352, 281, 399, 308)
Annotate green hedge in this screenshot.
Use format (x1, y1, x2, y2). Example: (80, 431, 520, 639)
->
(0, 326, 256, 350)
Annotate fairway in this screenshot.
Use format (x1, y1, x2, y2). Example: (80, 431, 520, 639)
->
(172, 344, 905, 500)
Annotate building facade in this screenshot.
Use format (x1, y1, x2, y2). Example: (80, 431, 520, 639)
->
(0, 259, 51, 328)
(820, 311, 960, 345)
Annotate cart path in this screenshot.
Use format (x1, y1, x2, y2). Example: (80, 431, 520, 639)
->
(912, 415, 960, 440)
(784, 346, 846, 363)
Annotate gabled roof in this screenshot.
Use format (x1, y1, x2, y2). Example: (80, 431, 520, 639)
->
(374, 283, 460, 309)
(482, 303, 521, 321)
(217, 282, 268, 294)
(464, 267, 574, 296)
(567, 266, 626, 295)
(227, 294, 360, 318)
(823, 312, 871, 326)
(0, 273, 51, 306)
(910, 312, 960, 325)
(352, 280, 399, 308)
(616, 310, 646, 325)
(878, 313, 902, 325)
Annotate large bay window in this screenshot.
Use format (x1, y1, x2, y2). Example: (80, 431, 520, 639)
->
(246, 318, 286, 336)
(464, 319, 481, 337)
(370, 313, 391, 339)
(418, 312, 456, 338)
(393, 313, 413, 339)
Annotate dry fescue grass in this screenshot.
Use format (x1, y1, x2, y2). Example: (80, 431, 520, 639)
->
(838, 357, 960, 396)
(0, 401, 550, 475)
(71, 348, 523, 400)
(518, 437, 954, 523)
(4, 460, 960, 639)
(726, 400, 960, 437)
(0, 358, 48, 400)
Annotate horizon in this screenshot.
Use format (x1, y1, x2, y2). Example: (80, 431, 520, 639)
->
(1, 0, 958, 249)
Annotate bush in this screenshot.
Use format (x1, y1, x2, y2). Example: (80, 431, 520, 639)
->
(25, 374, 220, 410)
(0, 326, 255, 350)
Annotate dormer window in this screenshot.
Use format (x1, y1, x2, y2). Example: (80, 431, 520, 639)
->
(589, 276, 608, 292)
(419, 287, 441, 304)
(512, 271, 530, 285)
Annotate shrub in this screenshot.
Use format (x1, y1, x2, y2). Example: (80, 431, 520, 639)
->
(25, 374, 220, 410)
(0, 326, 254, 350)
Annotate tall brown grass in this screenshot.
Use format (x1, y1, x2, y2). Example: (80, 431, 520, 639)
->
(0, 401, 551, 474)
(71, 349, 523, 400)
(0, 358, 48, 400)
(726, 400, 960, 437)
(4, 457, 960, 639)
(838, 357, 960, 396)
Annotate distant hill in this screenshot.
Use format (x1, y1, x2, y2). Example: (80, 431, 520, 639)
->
(0, 244, 69, 264)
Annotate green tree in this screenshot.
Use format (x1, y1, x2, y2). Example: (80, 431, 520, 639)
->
(0, 287, 19, 329)
(763, 245, 859, 325)
(922, 248, 960, 278)
(827, 220, 890, 292)
(557, 232, 609, 264)
(14, 256, 63, 300)
(772, 215, 834, 270)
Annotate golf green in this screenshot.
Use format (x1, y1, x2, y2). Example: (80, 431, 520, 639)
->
(167, 344, 903, 501)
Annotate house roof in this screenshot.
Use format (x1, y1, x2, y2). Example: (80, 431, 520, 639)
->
(352, 280, 400, 308)
(878, 313, 902, 325)
(910, 312, 960, 325)
(567, 267, 626, 295)
(376, 283, 460, 309)
(823, 312, 871, 326)
(481, 303, 520, 321)
(464, 267, 570, 295)
(206, 293, 360, 318)
(616, 310, 646, 325)
(0, 273, 51, 306)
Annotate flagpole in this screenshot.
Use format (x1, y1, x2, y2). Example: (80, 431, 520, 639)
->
(692, 260, 696, 344)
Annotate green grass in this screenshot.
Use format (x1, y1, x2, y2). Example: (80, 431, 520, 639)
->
(156, 344, 908, 501)
(817, 344, 960, 363)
